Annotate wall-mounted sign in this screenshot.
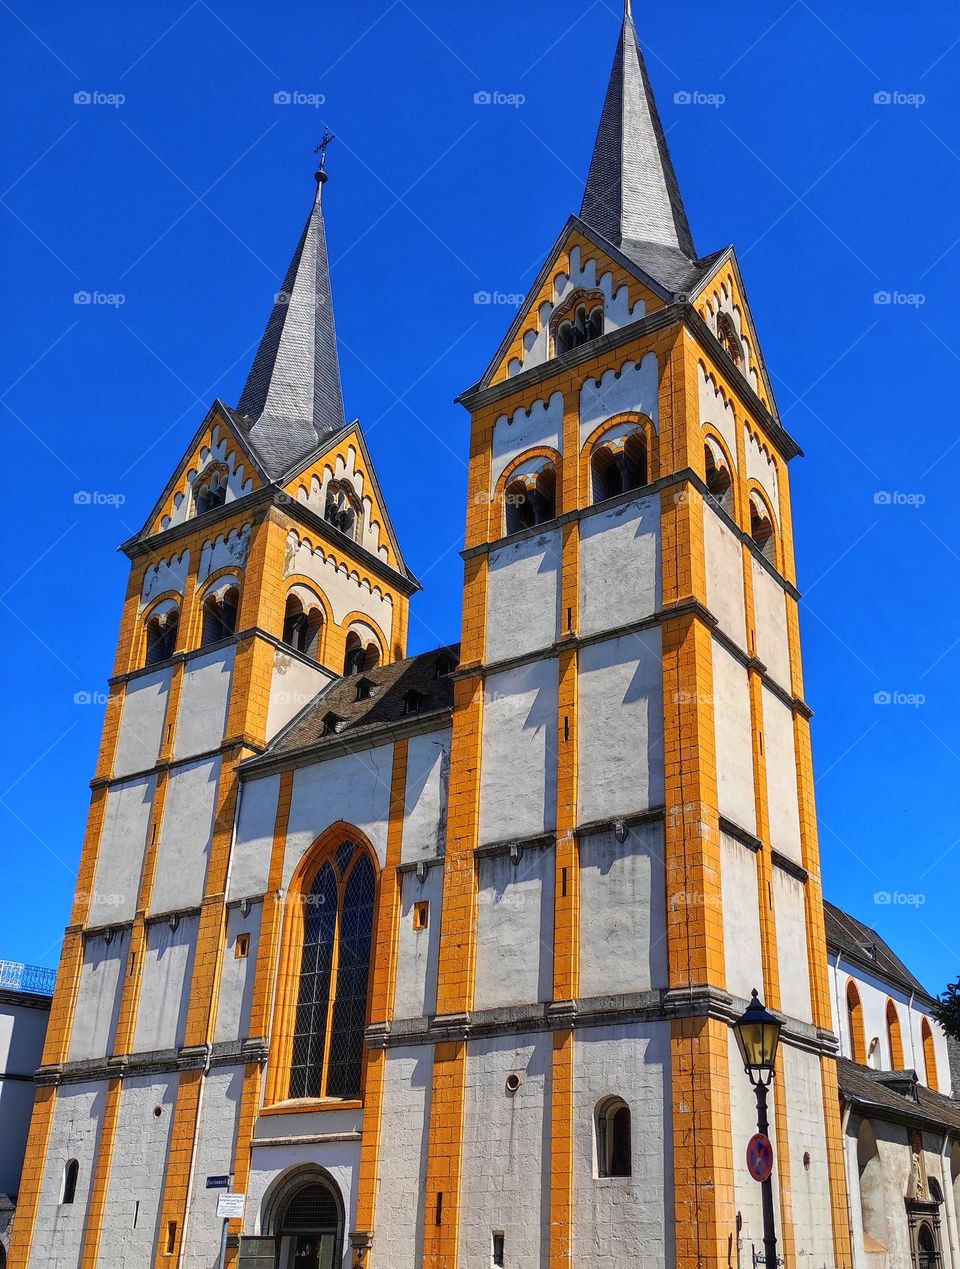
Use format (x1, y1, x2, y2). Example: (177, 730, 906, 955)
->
(206, 1175, 231, 1190)
(217, 1193, 246, 1220)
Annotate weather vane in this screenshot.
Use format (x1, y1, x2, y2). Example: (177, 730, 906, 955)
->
(314, 127, 336, 176)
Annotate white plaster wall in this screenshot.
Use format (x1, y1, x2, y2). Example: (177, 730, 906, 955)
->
(151, 756, 220, 914)
(182, 1066, 244, 1267)
(376, 1046, 433, 1269)
(133, 914, 199, 1053)
(486, 530, 560, 662)
(473, 849, 554, 1011)
(266, 652, 332, 741)
(579, 823, 667, 998)
(579, 493, 660, 637)
(491, 392, 563, 490)
(774, 868, 812, 1023)
(198, 523, 251, 585)
(781, 1044, 835, 1266)
(0, 1000, 48, 1195)
(286, 532, 394, 644)
(141, 549, 190, 609)
(579, 353, 659, 449)
(479, 660, 558, 845)
(174, 647, 234, 759)
(215, 902, 262, 1043)
(400, 730, 450, 863)
(578, 630, 664, 823)
(394, 867, 444, 1020)
(763, 688, 802, 864)
(745, 427, 781, 525)
(699, 364, 738, 472)
(572, 1023, 673, 1269)
(284, 744, 394, 881)
(459, 1035, 551, 1269)
(752, 559, 792, 691)
(229, 774, 281, 900)
(89, 775, 155, 925)
(113, 668, 171, 777)
(711, 641, 756, 835)
(29, 1082, 105, 1269)
(720, 834, 765, 1002)
(0, 1074, 37, 1195)
(68, 929, 129, 1062)
(97, 1074, 178, 1266)
(704, 509, 747, 648)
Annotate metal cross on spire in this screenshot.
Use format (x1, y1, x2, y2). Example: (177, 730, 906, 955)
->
(314, 127, 336, 174)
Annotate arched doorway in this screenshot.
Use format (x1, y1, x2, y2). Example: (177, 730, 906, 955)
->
(261, 1168, 344, 1269)
(917, 1221, 940, 1269)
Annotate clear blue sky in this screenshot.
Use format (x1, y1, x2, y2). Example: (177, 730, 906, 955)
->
(2, 2, 959, 995)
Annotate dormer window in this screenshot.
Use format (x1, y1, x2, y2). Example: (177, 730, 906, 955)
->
(193, 466, 228, 516)
(435, 653, 457, 678)
(403, 689, 426, 715)
(324, 479, 362, 543)
(321, 711, 345, 737)
(552, 289, 605, 357)
(355, 676, 376, 702)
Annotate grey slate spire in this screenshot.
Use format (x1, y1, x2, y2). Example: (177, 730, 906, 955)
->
(237, 167, 345, 477)
(580, 4, 696, 260)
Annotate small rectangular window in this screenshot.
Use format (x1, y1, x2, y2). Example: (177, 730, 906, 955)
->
(235, 933, 250, 959)
(165, 1221, 177, 1255)
(413, 901, 429, 931)
(492, 1232, 505, 1266)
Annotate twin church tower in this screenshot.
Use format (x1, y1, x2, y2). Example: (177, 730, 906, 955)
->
(14, 7, 852, 1268)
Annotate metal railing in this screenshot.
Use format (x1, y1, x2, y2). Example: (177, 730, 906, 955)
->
(0, 959, 57, 997)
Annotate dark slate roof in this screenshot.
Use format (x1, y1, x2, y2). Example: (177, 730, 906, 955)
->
(236, 173, 345, 479)
(580, 8, 695, 260)
(248, 644, 460, 766)
(621, 240, 726, 298)
(825, 901, 930, 999)
(837, 1058, 960, 1130)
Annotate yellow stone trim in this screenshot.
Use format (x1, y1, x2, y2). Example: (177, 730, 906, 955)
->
(820, 1056, 854, 1268)
(422, 1041, 468, 1268)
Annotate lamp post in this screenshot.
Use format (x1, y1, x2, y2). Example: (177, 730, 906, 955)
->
(733, 989, 783, 1269)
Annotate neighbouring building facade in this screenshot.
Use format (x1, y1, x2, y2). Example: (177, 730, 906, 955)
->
(0, 961, 54, 1265)
(11, 5, 955, 1269)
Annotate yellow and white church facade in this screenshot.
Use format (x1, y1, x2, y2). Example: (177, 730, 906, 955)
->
(13, 6, 956, 1268)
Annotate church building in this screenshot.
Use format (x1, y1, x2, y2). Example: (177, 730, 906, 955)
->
(11, 5, 953, 1268)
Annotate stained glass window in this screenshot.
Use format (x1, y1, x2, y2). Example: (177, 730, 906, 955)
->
(288, 843, 375, 1100)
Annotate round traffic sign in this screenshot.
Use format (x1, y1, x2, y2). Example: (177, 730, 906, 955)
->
(747, 1132, 774, 1183)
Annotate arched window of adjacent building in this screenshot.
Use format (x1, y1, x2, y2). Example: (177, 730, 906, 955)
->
(288, 841, 376, 1101)
(61, 1158, 79, 1205)
(857, 1121, 887, 1253)
(716, 311, 744, 366)
(504, 461, 557, 535)
(590, 429, 647, 504)
(886, 999, 905, 1069)
(145, 607, 179, 666)
(704, 439, 734, 515)
(193, 466, 228, 516)
(922, 1018, 939, 1091)
(596, 1097, 632, 1178)
(749, 492, 776, 565)
(201, 584, 239, 646)
(324, 480, 362, 543)
(918, 1222, 940, 1269)
(554, 292, 604, 356)
(847, 981, 866, 1064)
(282, 594, 323, 661)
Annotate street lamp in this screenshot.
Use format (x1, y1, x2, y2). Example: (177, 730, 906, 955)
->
(733, 989, 783, 1269)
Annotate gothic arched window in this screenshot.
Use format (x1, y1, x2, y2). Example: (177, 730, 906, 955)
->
(61, 1158, 79, 1205)
(886, 999, 904, 1069)
(596, 1097, 631, 1177)
(921, 1018, 939, 1091)
(289, 842, 376, 1101)
(847, 981, 866, 1064)
(201, 585, 239, 646)
(145, 608, 179, 666)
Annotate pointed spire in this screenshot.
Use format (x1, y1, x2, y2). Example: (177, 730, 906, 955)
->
(237, 158, 345, 477)
(580, 6, 695, 259)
